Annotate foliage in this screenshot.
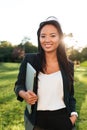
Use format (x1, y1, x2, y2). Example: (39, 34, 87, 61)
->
(12, 47, 25, 62)
(0, 40, 38, 62)
(0, 41, 13, 62)
(66, 46, 87, 62)
(68, 48, 82, 61)
(0, 41, 12, 47)
(0, 62, 87, 130)
(23, 42, 38, 53)
(81, 47, 87, 61)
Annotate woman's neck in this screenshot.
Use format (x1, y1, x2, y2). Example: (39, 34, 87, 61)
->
(45, 52, 58, 64)
(44, 52, 60, 74)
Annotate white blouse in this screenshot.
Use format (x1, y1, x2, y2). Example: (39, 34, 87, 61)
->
(37, 71, 66, 111)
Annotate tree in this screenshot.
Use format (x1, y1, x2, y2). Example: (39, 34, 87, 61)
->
(68, 48, 81, 61)
(24, 42, 38, 53)
(0, 39, 38, 62)
(20, 36, 38, 53)
(81, 47, 87, 61)
(0, 41, 12, 47)
(0, 41, 13, 62)
(12, 47, 25, 62)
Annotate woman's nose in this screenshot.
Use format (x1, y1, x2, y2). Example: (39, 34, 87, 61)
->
(45, 36, 50, 42)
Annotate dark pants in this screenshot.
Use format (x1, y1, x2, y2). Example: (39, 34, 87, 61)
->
(34, 108, 73, 130)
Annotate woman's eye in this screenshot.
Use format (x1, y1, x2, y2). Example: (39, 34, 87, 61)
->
(51, 35, 56, 37)
(40, 35, 45, 38)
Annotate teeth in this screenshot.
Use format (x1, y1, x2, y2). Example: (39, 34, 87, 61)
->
(45, 44, 52, 47)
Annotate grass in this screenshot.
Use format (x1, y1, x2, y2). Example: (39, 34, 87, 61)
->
(0, 62, 87, 130)
(74, 62, 87, 130)
(0, 63, 25, 130)
(80, 61, 87, 67)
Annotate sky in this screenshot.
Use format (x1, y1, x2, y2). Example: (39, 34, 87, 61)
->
(0, 0, 87, 48)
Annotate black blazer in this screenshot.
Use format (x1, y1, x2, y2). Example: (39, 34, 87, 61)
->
(14, 53, 76, 125)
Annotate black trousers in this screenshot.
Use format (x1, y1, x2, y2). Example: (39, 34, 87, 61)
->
(34, 108, 72, 130)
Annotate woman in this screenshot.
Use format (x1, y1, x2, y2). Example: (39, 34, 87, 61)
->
(14, 16, 78, 130)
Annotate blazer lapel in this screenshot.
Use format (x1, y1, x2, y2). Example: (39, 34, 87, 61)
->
(60, 65, 69, 101)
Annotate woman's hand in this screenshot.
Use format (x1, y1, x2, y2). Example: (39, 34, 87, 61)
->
(19, 90, 38, 105)
(70, 115, 77, 125)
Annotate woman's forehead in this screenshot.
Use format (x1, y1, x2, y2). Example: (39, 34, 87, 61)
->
(40, 24, 59, 34)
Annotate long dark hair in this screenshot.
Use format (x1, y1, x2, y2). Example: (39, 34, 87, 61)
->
(37, 18, 73, 91)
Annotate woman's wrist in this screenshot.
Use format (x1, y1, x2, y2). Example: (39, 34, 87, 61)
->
(19, 90, 26, 99)
(71, 112, 78, 118)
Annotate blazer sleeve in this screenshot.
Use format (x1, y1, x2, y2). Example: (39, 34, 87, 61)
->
(69, 61, 76, 113)
(14, 54, 28, 101)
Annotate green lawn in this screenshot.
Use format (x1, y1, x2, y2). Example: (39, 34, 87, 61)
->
(0, 63, 25, 130)
(74, 65, 87, 130)
(0, 62, 87, 130)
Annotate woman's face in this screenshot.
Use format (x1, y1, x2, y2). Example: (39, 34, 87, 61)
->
(39, 24, 60, 53)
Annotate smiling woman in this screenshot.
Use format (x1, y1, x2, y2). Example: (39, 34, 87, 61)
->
(14, 16, 78, 130)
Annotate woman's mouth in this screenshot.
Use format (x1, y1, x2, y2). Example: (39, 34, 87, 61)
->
(45, 44, 52, 48)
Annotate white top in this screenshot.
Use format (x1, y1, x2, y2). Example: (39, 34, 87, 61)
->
(37, 71, 66, 111)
